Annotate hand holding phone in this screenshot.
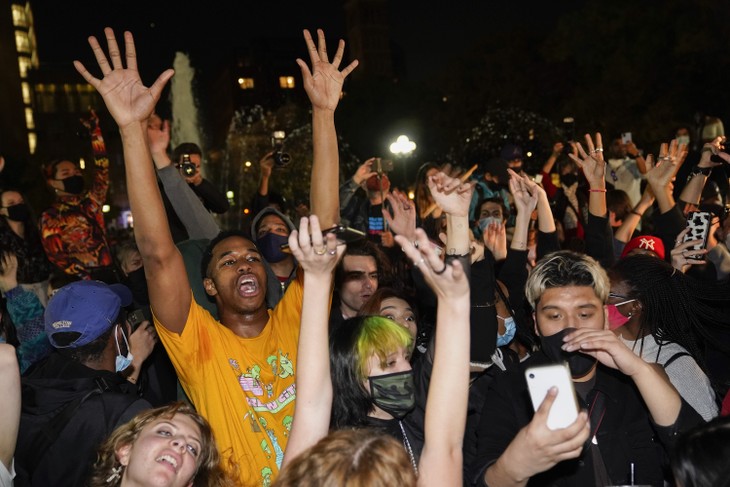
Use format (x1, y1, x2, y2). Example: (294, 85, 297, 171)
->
(682, 211, 712, 259)
(281, 225, 365, 253)
(621, 132, 633, 144)
(526, 363, 579, 430)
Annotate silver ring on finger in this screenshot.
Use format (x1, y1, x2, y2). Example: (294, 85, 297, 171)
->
(328, 248, 337, 256)
(415, 258, 425, 267)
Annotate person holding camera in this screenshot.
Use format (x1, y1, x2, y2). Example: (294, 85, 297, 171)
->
(146, 120, 229, 243)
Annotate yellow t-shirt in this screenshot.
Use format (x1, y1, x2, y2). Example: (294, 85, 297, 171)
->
(155, 277, 303, 487)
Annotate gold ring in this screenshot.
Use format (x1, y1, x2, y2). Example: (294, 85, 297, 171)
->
(314, 247, 327, 255)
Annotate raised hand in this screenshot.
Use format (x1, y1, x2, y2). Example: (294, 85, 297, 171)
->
(296, 29, 358, 112)
(146, 113, 170, 156)
(74, 28, 174, 129)
(0, 251, 19, 293)
(670, 227, 708, 273)
(287, 215, 344, 276)
(569, 133, 606, 189)
(508, 168, 539, 216)
(352, 157, 378, 186)
(395, 228, 468, 300)
(699, 136, 730, 167)
(383, 189, 417, 240)
(645, 139, 688, 190)
(427, 171, 475, 217)
(482, 221, 507, 261)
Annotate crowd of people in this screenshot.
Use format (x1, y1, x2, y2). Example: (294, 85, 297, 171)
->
(0, 25, 729, 487)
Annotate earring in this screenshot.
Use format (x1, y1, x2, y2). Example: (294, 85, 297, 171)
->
(106, 465, 123, 483)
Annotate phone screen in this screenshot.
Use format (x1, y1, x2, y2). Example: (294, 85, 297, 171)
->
(621, 132, 633, 144)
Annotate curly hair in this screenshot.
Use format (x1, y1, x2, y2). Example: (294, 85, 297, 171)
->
(274, 428, 417, 487)
(89, 402, 234, 487)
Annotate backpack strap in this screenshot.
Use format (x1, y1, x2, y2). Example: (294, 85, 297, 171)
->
(663, 351, 691, 369)
(22, 377, 111, 473)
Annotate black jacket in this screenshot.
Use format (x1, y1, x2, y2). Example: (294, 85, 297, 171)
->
(14, 353, 150, 487)
(470, 352, 703, 487)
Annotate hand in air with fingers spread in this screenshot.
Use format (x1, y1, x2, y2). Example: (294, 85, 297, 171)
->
(73, 28, 174, 129)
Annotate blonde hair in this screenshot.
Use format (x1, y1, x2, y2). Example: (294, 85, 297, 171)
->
(525, 251, 609, 309)
(274, 428, 417, 487)
(89, 402, 234, 487)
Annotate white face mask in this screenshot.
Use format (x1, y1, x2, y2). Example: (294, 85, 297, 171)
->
(114, 325, 134, 373)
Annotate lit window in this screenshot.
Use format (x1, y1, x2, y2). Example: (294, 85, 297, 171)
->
(24, 108, 34, 129)
(18, 56, 31, 78)
(238, 77, 254, 89)
(279, 76, 295, 89)
(27, 132, 36, 154)
(15, 31, 30, 53)
(11, 5, 27, 27)
(21, 82, 31, 104)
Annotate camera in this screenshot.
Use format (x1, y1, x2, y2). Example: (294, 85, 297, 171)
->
(271, 131, 291, 168)
(178, 153, 198, 177)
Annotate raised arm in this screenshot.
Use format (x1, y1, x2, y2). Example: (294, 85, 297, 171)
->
(147, 115, 220, 240)
(614, 186, 655, 244)
(395, 229, 470, 487)
(507, 169, 539, 252)
(427, 170, 474, 256)
(73, 29, 189, 333)
(280, 215, 343, 467)
(679, 137, 727, 207)
(297, 29, 358, 228)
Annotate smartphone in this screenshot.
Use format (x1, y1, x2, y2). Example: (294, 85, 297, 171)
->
(280, 225, 366, 252)
(127, 308, 148, 332)
(682, 211, 712, 259)
(525, 363, 579, 430)
(621, 132, 633, 144)
(562, 117, 576, 143)
(376, 158, 394, 173)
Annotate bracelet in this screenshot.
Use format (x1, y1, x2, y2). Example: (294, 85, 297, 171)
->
(631, 210, 643, 217)
(589, 188, 607, 193)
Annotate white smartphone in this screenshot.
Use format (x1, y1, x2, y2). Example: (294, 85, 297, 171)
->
(525, 363, 579, 430)
(621, 132, 633, 144)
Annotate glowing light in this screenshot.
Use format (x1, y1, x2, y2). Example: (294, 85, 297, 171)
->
(408, 190, 415, 200)
(102, 205, 111, 213)
(79, 158, 86, 169)
(243, 208, 250, 215)
(244, 161, 252, 167)
(389, 135, 416, 155)
(526, 151, 533, 157)
(226, 190, 234, 199)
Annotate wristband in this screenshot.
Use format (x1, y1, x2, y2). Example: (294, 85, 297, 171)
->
(589, 188, 607, 193)
(631, 210, 643, 217)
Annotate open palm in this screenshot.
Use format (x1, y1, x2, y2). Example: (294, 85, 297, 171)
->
(74, 28, 174, 129)
(296, 29, 358, 111)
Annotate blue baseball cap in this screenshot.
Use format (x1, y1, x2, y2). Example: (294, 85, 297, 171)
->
(44, 280, 133, 349)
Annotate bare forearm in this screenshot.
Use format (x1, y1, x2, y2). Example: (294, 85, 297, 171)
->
(511, 214, 531, 251)
(536, 194, 556, 233)
(446, 215, 470, 255)
(632, 362, 682, 426)
(485, 456, 529, 487)
(311, 109, 339, 228)
(679, 174, 708, 207)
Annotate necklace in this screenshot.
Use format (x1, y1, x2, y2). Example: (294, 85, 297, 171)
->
(399, 420, 418, 475)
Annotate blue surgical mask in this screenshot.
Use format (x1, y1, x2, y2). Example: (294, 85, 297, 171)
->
(114, 325, 134, 373)
(496, 315, 516, 347)
(478, 216, 502, 233)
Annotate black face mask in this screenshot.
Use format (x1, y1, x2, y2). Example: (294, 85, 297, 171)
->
(561, 173, 578, 187)
(58, 175, 85, 195)
(3, 203, 30, 222)
(539, 327, 597, 379)
(125, 267, 149, 306)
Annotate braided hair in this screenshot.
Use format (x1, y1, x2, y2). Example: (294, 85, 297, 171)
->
(610, 255, 730, 368)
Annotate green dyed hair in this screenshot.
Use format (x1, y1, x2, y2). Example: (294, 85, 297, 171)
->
(354, 316, 414, 379)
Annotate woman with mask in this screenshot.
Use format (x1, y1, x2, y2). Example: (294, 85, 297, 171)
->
(89, 402, 234, 487)
(40, 110, 115, 282)
(278, 212, 470, 487)
(0, 188, 52, 305)
(609, 254, 730, 420)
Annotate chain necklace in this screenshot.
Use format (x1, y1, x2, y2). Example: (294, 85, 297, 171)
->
(399, 420, 418, 475)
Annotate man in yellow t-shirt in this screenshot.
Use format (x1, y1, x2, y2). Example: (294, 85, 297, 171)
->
(77, 26, 357, 486)
(156, 231, 304, 485)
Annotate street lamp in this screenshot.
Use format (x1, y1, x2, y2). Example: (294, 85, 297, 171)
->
(389, 135, 416, 156)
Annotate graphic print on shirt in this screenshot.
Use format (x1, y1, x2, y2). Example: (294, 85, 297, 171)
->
(259, 416, 284, 468)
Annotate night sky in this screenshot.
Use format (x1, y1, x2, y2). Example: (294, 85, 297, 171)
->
(32, 1, 567, 85)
